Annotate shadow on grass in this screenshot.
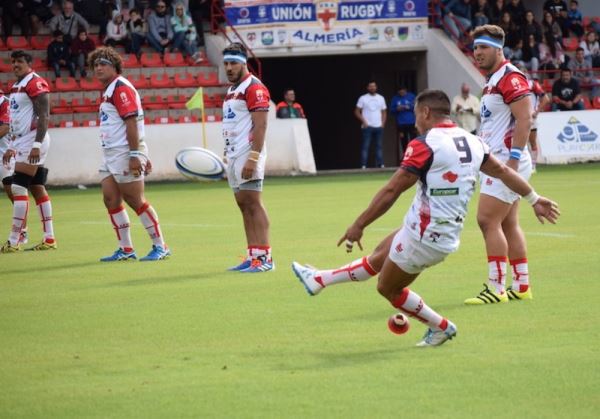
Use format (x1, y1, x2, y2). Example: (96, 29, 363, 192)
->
(99, 271, 232, 287)
(0, 261, 98, 277)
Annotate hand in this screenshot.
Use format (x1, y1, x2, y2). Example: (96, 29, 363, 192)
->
(28, 148, 41, 164)
(337, 224, 364, 253)
(3, 149, 15, 166)
(129, 156, 143, 177)
(565, 101, 573, 108)
(59, 60, 66, 65)
(144, 158, 153, 175)
(160, 39, 169, 46)
(532, 197, 560, 224)
(361, 123, 368, 129)
(241, 158, 256, 180)
(456, 104, 462, 111)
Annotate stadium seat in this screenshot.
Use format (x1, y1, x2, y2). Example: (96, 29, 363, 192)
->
(0, 38, 6, 51)
(79, 77, 103, 91)
(178, 115, 199, 123)
(6, 36, 29, 50)
(143, 95, 166, 110)
(564, 37, 579, 52)
(583, 16, 591, 29)
(543, 78, 554, 91)
(82, 119, 100, 127)
(55, 77, 79, 92)
(582, 96, 592, 110)
(167, 94, 187, 109)
(154, 116, 174, 124)
(593, 96, 600, 109)
(164, 52, 185, 67)
(144, 117, 151, 124)
(31, 57, 46, 72)
(30, 36, 52, 50)
(121, 54, 141, 68)
(140, 52, 163, 67)
(197, 71, 219, 86)
(174, 72, 197, 87)
(189, 50, 208, 65)
(129, 73, 149, 89)
(59, 120, 80, 128)
(0, 58, 11, 73)
(88, 34, 100, 45)
(149, 73, 172, 88)
(72, 97, 98, 113)
(51, 99, 71, 114)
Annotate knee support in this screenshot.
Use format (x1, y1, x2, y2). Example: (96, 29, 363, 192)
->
(2, 176, 12, 187)
(31, 167, 49, 186)
(12, 172, 33, 188)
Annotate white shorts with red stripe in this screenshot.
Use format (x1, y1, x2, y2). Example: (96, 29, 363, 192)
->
(388, 227, 448, 274)
(13, 131, 51, 165)
(99, 142, 149, 184)
(480, 150, 532, 205)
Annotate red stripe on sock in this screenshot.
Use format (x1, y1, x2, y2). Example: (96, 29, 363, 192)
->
(438, 318, 448, 331)
(35, 195, 50, 205)
(362, 256, 378, 275)
(509, 258, 528, 265)
(253, 245, 271, 250)
(135, 201, 150, 216)
(391, 288, 410, 309)
(141, 205, 160, 238)
(108, 205, 125, 215)
(487, 255, 507, 262)
(14, 196, 29, 202)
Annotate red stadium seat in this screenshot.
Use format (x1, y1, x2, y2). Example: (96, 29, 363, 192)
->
(82, 119, 100, 127)
(582, 96, 592, 110)
(174, 72, 197, 87)
(178, 115, 199, 123)
(6, 36, 29, 50)
(197, 71, 219, 86)
(154, 116, 174, 124)
(167, 94, 187, 109)
(30, 36, 52, 50)
(583, 16, 591, 29)
(189, 50, 208, 65)
(149, 73, 172, 88)
(143, 95, 166, 110)
(31, 57, 46, 72)
(72, 97, 98, 113)
(140, 52, 163, 67)
(80, 77, 103, 91)
(0, 58, 11, 73)
(88, 34, 100, 45)
(129, 73, 148, 89)
(0, 38, 6, 51)
(163, 52, 185, 67)
(59, 120, 80, 128)
(542, 78, 554, 91)
(593, 97, 600, 109)
(55, 77, 78, 92)
(51, 99, 71, 114)
(121, 54, 141, 68)
(564, 37, 579, 52)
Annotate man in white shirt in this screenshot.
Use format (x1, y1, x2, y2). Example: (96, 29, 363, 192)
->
(451, 83, 480, 134)
(354, 81, 387, 169)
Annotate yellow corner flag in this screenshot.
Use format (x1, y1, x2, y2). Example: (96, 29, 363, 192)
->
(185, 87, 207, 148)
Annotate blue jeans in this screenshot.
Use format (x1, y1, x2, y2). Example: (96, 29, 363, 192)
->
(443, 15, 471, 40)
(361, 126, 384, 167)
(172, 31, 198, 57)
(147, 32, 168, 54)
(552, 101, 584, 111)
(130, 33, 145, 56)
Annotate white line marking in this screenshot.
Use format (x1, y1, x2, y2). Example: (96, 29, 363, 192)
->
(525, 232, 576, 238)
(80, 221, 232, 228)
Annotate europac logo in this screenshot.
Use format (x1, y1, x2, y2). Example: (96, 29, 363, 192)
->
(557, 116, 598, 143)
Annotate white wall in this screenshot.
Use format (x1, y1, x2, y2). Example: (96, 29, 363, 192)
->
(44, 115, 316, 185)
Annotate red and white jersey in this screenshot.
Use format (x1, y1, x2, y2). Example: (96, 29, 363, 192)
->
(401, 123, 489, 253)
(222, 73, 270, 159)
(99, 76, 144, 149)
(9, 71, 50, 137)
(528, 79, 545, 112)
(0, 95, 10, 154)
(479, 61, 531, 153)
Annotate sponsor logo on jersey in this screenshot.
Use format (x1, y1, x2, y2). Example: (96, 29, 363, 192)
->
(557, 117, 598, 143)
(430, 188, 459, 196)
(480, 102, 491, 118)
(224, 106, 236, 120)
(442, 171, 458, 183)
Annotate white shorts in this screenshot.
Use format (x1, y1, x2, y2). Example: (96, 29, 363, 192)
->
(99, 142, 149, 184)
(480, 151, 532, 205)
(0, 157, 15, 180)
(388, 227, 448, 274)
(531, 117, 538, 131)
(13, 131, 51, 165)
(226, 151, 266, 191)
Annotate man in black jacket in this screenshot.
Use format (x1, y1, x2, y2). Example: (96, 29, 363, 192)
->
(47, 30, 76, 78)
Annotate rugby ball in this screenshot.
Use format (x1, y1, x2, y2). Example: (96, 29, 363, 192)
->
(175, 147, 225, 182)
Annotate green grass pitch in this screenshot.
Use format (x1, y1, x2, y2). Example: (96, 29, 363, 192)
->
(1, 164, 599, 418)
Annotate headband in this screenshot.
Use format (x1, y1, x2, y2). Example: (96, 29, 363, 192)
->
(473, 35, 504, 49)
(223, 53, 247, 64)
(94, 57, 115, 66)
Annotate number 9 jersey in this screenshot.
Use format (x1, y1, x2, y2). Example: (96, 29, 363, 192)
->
(400, 122, 489, 253)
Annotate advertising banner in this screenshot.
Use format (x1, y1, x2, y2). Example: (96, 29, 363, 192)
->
(537, 110, 600, 164)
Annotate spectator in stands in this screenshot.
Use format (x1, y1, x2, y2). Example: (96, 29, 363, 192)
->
(70, 29, 95, 78)
(566, 0, 583, 38)
(47, 29, 76, 78)
(104, 11, 129, 49)
(580, 31, 600, 68)
(542, 10, 563, 47)
(443, 0, 472, 42)
(2, 1, 31, 40)
(472, 0, 491, 28)
(499, 12, 521, 51)
(522, 10, 543, 43)
(28, 0, 54, 35)
(276, 89, 306, 119)
(128, 8, 147, 59)
(390, 86, 416, 159)
(568, 47, 599, 98)
(488, 0, 506, 25)
(49, 0, 90, 45)
(147, 1, 174, 54)
(505, 37, 524, 63)
(544, 0, 568, 19)
(539, 32, 565, 79)
(72, 0, 110, 38)
(552, 68, 584, 111)
(504, 0, 526, 28)
(521, 34, 541, 74)
(171, 2, 202, 63)
(189, 0, 209, 47)
(451, 83, 480, 134)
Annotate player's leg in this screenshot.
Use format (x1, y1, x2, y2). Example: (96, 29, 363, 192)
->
(291, 229, 398, 296)
(528, 129, 538, 172)
(235, 186, 273, 272)
(1, 163, 37, 252)
(502, 200, 532, 300)
(99, 174, 136, 261)
(27, 167, 57, 250)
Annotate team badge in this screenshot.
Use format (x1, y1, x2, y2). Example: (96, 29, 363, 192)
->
(314, 0, 339, 31)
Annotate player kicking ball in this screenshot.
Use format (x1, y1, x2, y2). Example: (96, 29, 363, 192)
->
(292, 90, 559, 347)
(89, 47, 170, 262)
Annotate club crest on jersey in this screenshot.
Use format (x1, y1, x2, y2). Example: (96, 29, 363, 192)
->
(119, 91, 130, 104)
(36, 81, 44, 91)
(395, 242, 403, 253)
(255, 89, 265, 102)
(442, 171, 458, 183)
(511, 77, 522, 89)
(404, 146, 413, 158)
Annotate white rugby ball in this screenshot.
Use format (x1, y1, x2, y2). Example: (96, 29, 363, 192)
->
(175, 147, 225, 182)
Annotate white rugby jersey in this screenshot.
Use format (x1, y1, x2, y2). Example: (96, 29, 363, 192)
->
(99, 76, 145, 149)
(9, 71, 50, 137)
(0, 95, 10, 154)
(222, 73, 270, 159)
(479, 61, 531, 154)
(401, 123, 489, 253)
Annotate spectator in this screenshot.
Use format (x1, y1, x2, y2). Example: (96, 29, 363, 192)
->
(565, 0, 583, 38)
(451, 83, 480, 134)
(171, 2, 202, 63)
(147, 1, 173, 54)
(47, 29, 76, 78)
(49, 0, 90, 44)
(539, 32, 565, 79)
(488, 0, 506, 25)
(443, 0, 472, 41)
(568, 48, 599, 97)
(70, 29, 95, 78)
(128, 8, 147, 59)
(104, 10, 129, 49)
(72, 0, 110, 38)
(552, 68, 584, 111)
(354, 81, 387, 169)
(580, 32, 600, 68)
(390, 86, 416, 159)
(499, 11, 521, 50)
(505, 38, 524, 63)
(2, 1, 31, 39)
(542, 10, 563, 47)
(521, 34, 541, 74)
(521, 10, 543, 43)
(504, 0, 526, 28)
(472, 0, 491, 28)
(29, 0, 54, 35)
(543, 0, 568, 19)
(276, 89, 306, 119)
(189, 0, 209, 47)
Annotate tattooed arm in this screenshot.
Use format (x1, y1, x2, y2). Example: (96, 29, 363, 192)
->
(29, 92, 50, 164)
